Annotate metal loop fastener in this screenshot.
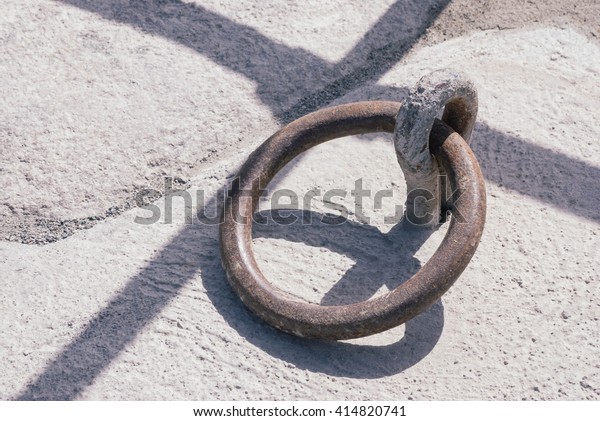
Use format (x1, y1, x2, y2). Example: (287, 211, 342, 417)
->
(395, 70, 478, 226)
(219, 101, 486, 340)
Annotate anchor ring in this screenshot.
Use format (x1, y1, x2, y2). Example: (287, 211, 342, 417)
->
(219, 101, 486, 340)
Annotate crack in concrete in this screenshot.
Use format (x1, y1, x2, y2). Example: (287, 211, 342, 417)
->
(2, 178, 190, 245)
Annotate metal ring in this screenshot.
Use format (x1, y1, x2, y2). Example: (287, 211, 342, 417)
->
(219, 101, 486, 340)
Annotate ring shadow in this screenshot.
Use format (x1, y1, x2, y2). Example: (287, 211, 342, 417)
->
(209, 208, 445, 379)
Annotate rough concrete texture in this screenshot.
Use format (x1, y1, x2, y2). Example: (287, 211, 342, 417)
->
(1, 0, 599, 400)
(1, 0, 447, 243)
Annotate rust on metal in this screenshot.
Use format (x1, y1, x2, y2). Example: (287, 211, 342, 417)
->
(219, 101, 486, 340)
(395, 70, 478, 226)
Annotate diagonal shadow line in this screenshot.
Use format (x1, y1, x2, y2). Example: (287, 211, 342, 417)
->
(37, 0, 598, 234)
(18, 0, 599, 401)
(272, 83, 600, 225)
(472, 122, 600, 223)
(57, 0, 332, 114)
(277, 0, 450, 122)
(57, 0, 450, 121)
(16, 195, 444, 399)
(15, 245, 202, 400)
(54, 0, 600, 223)
(15, 0, 452, 400)
(14, 193, 225, 400)
(15, 121, 599, 399)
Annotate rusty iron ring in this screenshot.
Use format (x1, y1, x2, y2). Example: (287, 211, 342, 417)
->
(219, 101, 486, 340)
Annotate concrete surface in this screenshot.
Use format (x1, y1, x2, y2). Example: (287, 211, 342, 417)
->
(1, 0, 599, 400)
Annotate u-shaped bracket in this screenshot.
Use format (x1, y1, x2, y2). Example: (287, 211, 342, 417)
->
(394, 69, 478, 226)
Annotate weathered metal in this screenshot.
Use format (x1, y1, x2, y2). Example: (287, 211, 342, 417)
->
(219, 100, 486, 340)
(395, 70, 478, 226)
